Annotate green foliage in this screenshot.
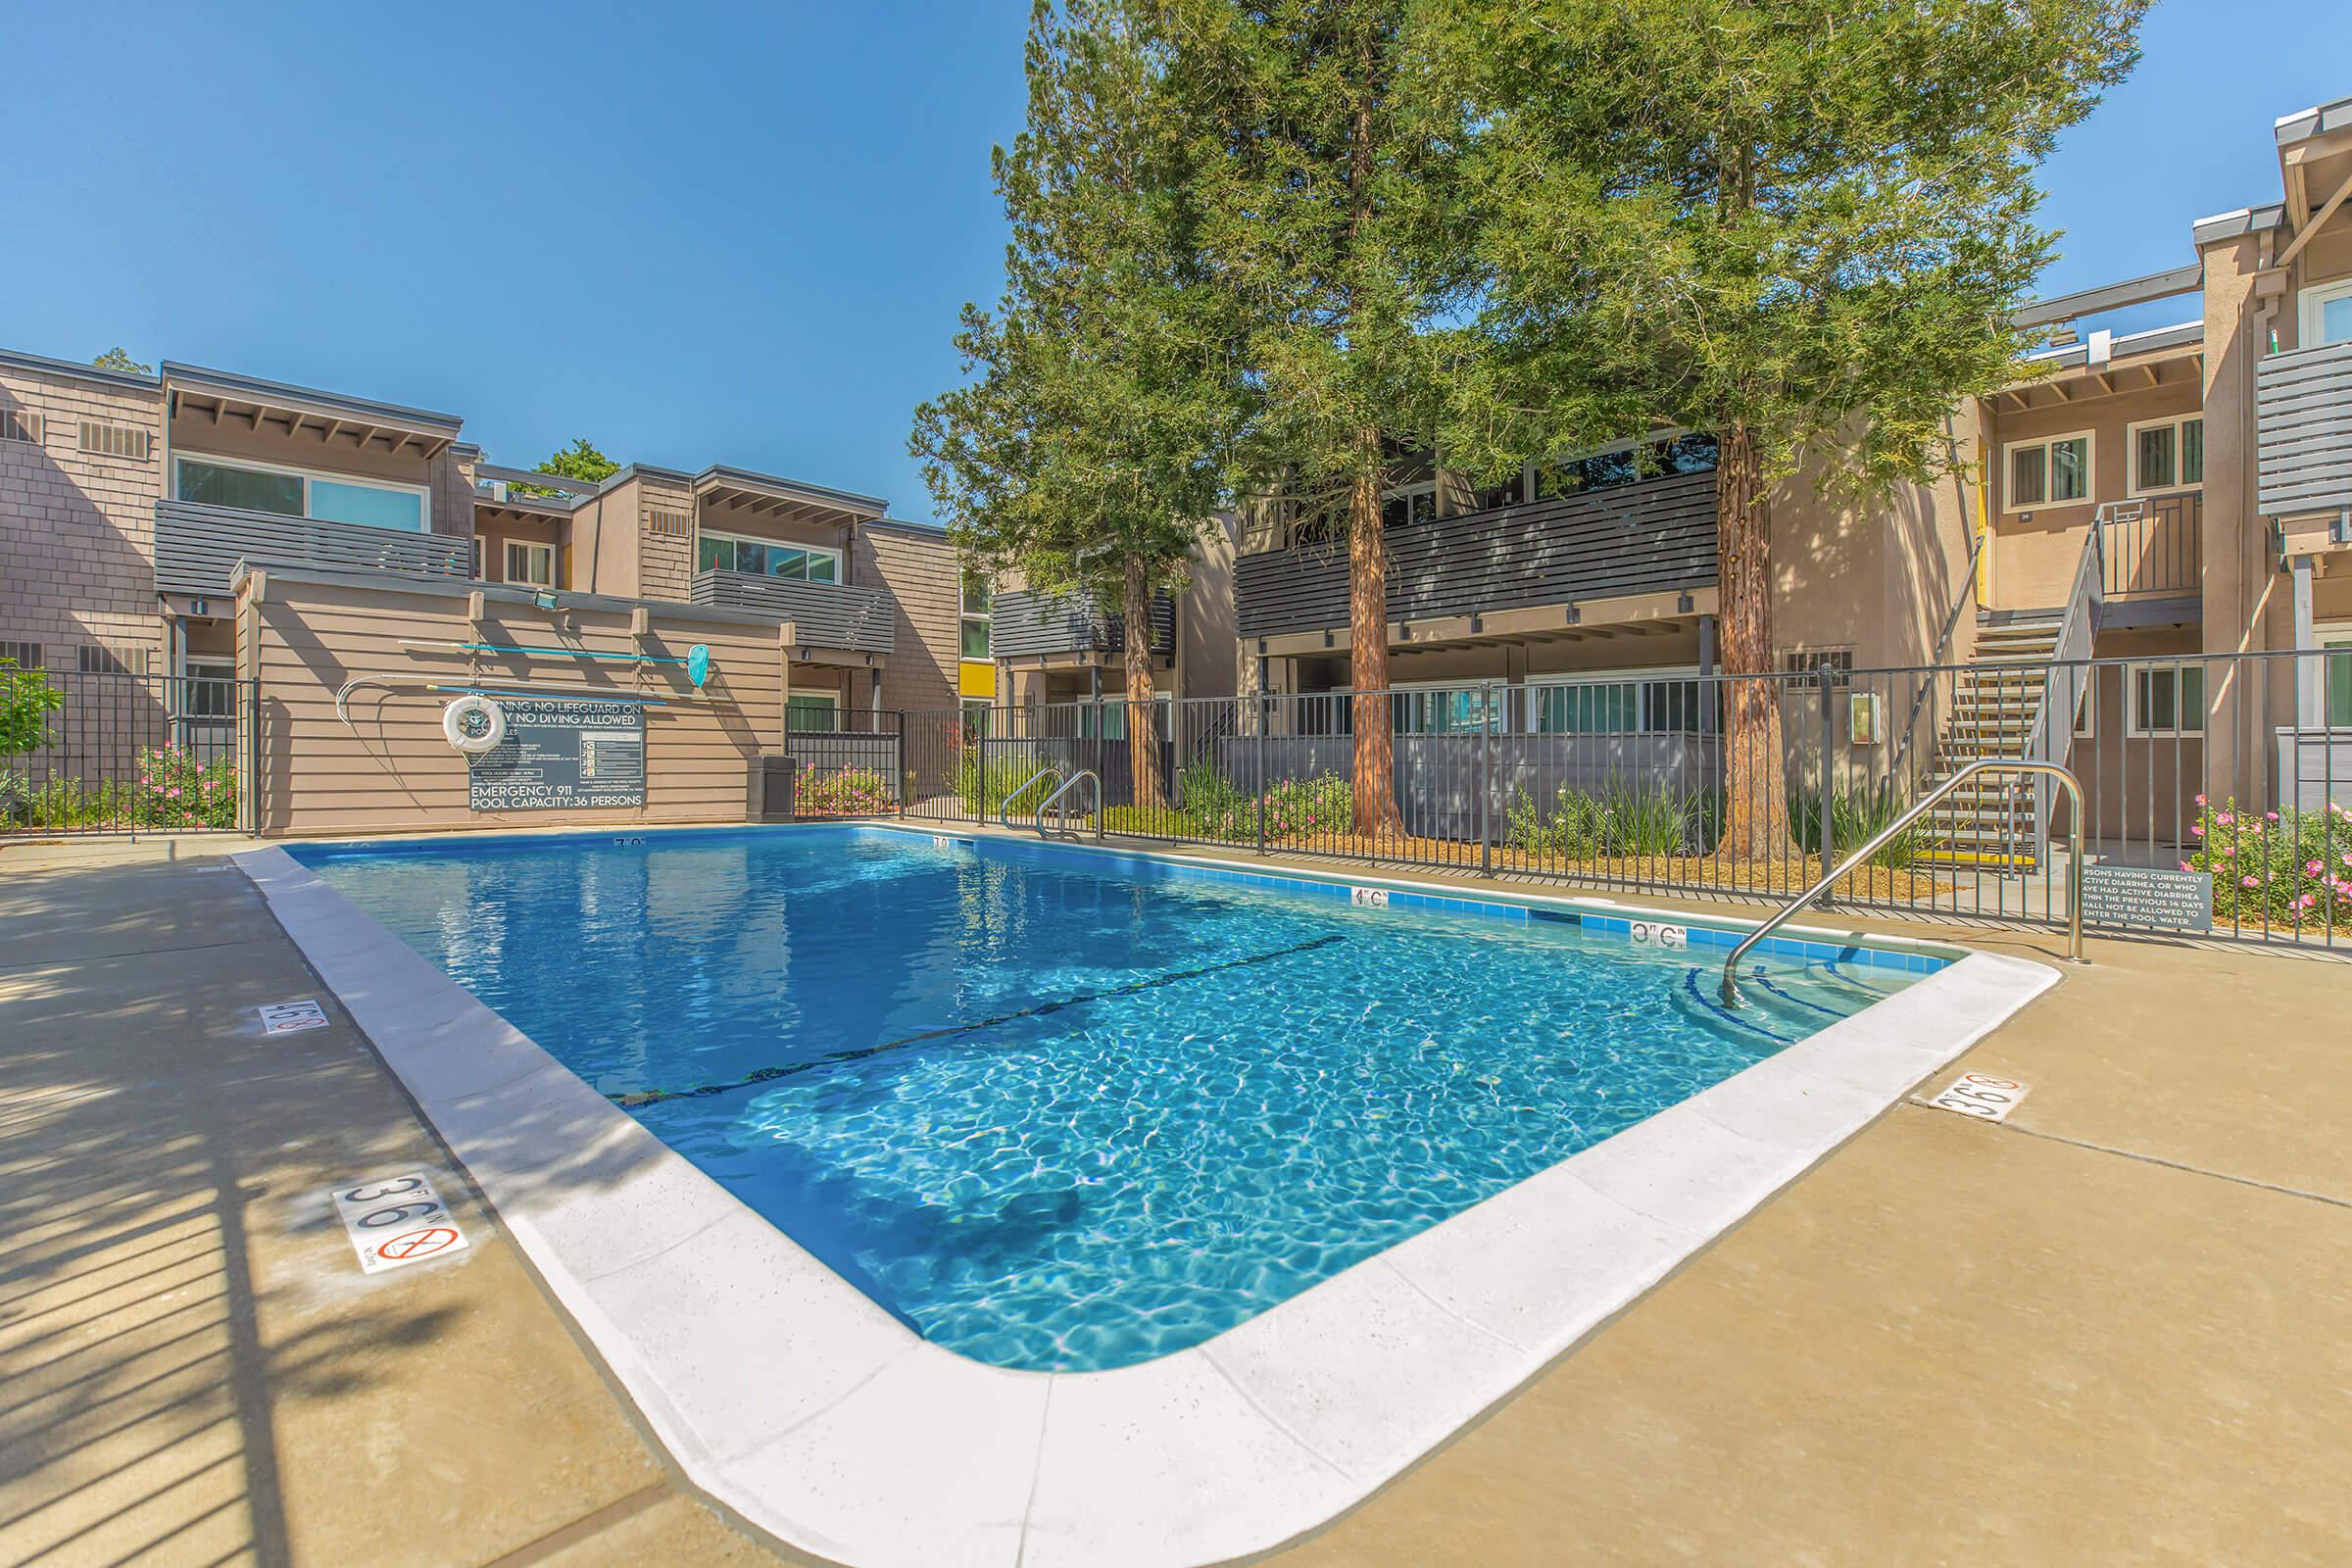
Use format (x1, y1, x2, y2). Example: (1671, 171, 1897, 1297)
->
(911, 0, 1234, 614)
(2188, 797, 2352, 928)
(1099, 765, 1351, 843)
(3, 747, 237, 832)
(957, 752, 1055, 816)
(796, 767, 897, 817)
(1786, 784, 1919, 870)
(512, 439, 620, 498)
(1439, 0, 2148, 504)
(0, 658, 65, 760)
(1505, 781, 1713, 858)
(91, 346, 151, 375)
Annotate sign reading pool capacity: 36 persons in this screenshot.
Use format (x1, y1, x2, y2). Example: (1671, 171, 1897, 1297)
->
(467, 698, 646, 811)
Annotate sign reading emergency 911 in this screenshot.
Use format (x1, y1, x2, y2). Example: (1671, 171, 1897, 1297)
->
(467, 698, 646, 811)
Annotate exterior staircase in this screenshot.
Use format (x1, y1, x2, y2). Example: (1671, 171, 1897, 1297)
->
(1914, 616, 2064, 871)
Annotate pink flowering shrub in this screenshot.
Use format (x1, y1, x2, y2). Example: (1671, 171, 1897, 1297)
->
(132, 744, 237, 829)
(2185, 794, 2351, 926)
(796, 767, 897, 817)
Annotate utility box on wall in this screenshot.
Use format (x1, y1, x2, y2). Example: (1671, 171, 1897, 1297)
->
(747, 756, 797, 822)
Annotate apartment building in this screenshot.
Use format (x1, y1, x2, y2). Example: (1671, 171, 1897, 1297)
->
(976, 518, 1240, 733)
(1223, 87, 2352, 859)
(0, 349, 964, 728)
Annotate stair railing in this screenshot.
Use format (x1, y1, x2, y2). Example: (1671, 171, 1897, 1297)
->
(1722, 759, 2085, 1006)
(2020, 522, 2104, 867)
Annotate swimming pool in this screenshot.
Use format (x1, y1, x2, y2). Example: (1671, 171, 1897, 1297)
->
(293, 824, 1930, 1372)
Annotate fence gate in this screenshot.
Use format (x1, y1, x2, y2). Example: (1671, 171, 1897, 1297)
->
(1, 661, 258, 836)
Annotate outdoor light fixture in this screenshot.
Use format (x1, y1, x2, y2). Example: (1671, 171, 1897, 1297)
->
(533, 590, 561, 612)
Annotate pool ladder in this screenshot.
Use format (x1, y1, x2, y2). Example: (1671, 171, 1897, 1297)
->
(1032, 770, 1101, 841)
(999, 766, 1063, 831)
(1720, 760, 2087, 1007)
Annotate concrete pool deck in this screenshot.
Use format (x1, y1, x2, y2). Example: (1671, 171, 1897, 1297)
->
(3, 831, 2348, 1565)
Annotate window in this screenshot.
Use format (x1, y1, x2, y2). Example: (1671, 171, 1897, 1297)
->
(1381, 450, 1438, 531)
(0, 409, 40, 445)
(2128, 663, 2205, 736)
(2004, 432, 2091, 511)
(505, 541, 556, 587)
(1526, 668, 1712, 734)
(1392, 684, 1506, 735)
(2320, 624, 2352, 731)
(1080, 694, 1170, 740)
(698, 531, 839, 582)
(787, 694, 839, 732)
(174, 453, 427, 531)
(1533, 432, 1719, 501)
(961, 573, 993, 660)
(960, 699, 993, 740)
(182, 660, 236, 719)
(0, 641, 41, 670)
(2302, 277, 2352, 350)
(2128, 416, 2203, 495)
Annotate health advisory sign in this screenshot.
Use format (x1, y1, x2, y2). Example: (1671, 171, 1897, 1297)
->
(468, 699, 646, 812)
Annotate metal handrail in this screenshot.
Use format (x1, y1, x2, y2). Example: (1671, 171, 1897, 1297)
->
(1034, 770, 1101, 840)
(1721, 760, 2086, 1005)
(999, 766, 1063, 830)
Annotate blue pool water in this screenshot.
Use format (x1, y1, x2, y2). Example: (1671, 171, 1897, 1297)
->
(294, 826, 1927, 1371)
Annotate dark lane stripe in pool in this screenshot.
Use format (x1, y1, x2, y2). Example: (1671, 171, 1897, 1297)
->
(612, 932, 1350, 1107)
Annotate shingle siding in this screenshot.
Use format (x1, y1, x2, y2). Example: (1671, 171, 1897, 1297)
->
(0, 365, 168, 669)
(860, 524, 959, 713)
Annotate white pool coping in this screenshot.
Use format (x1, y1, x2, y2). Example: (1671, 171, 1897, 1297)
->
(238, 841, 2059, 1568)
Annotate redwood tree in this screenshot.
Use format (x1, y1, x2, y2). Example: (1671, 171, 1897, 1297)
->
(912, 0, 1235, 808)
(1446, 0, 2144, 858)
(1145, 0, 1486, 835)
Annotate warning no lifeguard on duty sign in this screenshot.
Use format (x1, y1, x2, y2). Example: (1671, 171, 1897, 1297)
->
(330, 1173, 469, 1274)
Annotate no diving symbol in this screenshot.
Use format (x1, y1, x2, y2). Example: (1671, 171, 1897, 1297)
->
(376, 1226, 462, 1264)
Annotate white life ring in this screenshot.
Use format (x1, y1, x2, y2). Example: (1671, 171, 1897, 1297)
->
(442, 694, 507, 754)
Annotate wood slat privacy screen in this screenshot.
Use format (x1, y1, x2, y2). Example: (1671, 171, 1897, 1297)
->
(238, 572, 793, 837)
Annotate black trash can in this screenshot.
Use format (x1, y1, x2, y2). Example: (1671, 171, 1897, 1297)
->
(747, 756, 797, 822)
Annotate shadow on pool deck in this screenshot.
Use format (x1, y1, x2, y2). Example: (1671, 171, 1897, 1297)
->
(4, 831, 2350, 1566)
(0, 842, 786, 1568)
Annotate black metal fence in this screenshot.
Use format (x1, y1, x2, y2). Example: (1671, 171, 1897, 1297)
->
(1, 662, 258, 836)
(785, 709, 907, 817)
(882, 648, 2352, 945)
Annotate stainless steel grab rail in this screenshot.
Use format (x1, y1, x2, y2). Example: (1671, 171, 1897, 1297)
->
(999, 766, 1063, 831)
(1721, 760, 2085, 1005)
(1033, 770, 1101, 840)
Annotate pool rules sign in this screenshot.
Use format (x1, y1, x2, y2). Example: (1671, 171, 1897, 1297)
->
(468, 698, 646, 811)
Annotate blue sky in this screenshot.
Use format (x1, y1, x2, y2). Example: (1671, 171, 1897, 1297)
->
(2, 1, 2346, 522)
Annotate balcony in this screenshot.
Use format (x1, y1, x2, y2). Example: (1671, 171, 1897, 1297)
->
(1235, 468, 1718, 641)
(688, 568, 896, 657)
(154, 500, 471, 598)
(989, 587, 1174, 660)
(2256, 339, 2352, 526)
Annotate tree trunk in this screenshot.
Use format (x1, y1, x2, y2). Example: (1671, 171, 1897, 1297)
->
(1348, 440, 1400, 836)
(1121, 553, 1165, 811)
(1715, 419, 1795, 863)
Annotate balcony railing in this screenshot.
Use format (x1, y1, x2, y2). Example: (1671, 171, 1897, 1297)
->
(154, 500, 472, 597)
(688, 568, 896, 656)
(989, 587, 1174, 660)
(2256, 338, 2352, 522)
(2098, 494, 2201, 602)
(1235, 467, 1718, 640)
